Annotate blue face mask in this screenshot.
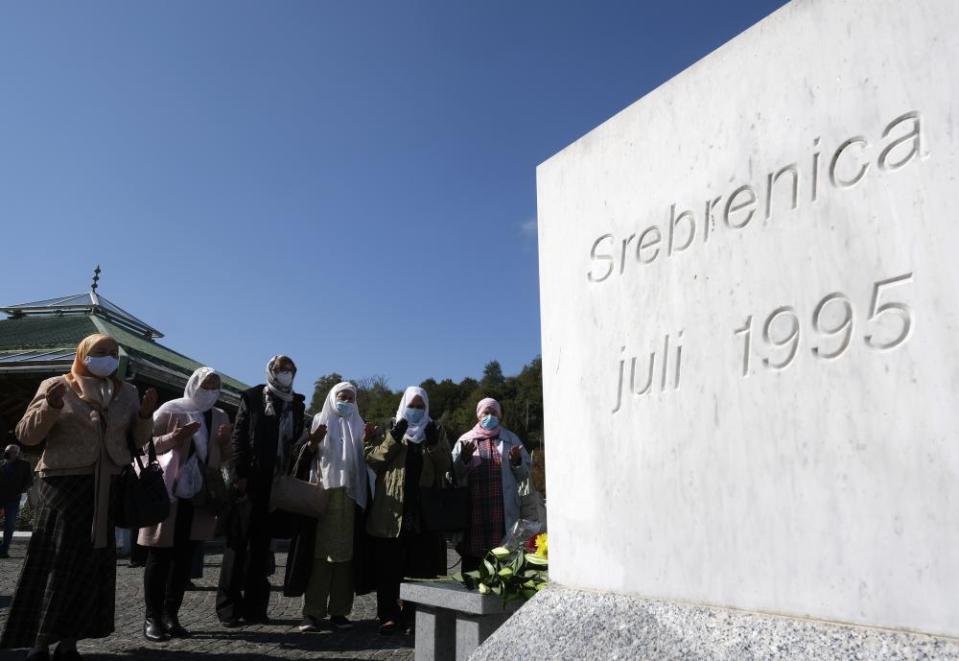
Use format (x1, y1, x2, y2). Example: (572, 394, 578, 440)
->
(335, 401, 353, 417)
(405, 407, 425, 424)
(480, 414, 499, 430)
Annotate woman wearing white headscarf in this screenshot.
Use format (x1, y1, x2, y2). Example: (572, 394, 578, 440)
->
(365, 386, 451, 634)
(294, 382, 374, 633)
(139, 367, 232, 642)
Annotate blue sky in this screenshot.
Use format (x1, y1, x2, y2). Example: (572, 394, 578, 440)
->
(0, 0, 787, 391)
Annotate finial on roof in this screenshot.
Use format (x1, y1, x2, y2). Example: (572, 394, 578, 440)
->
(91, 265, 101, 292)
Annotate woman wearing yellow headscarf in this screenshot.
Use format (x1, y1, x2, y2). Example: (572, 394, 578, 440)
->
(1, 334, 158, 660)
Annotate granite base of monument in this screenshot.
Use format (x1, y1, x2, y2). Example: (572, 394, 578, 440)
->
(472, 587, 959, 661)
(400, 581, 522, 661)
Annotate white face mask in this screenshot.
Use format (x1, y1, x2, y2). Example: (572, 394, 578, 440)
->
(84, 355, 118, 378)
(275, 371, 294, 388)
(192, 388, 220, 412)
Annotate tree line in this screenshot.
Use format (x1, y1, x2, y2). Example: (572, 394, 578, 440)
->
(307, 357, 544, 448)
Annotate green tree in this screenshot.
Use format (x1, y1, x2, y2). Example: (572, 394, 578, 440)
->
(308, 372, 343, 415)
(355, 374, 398, 424)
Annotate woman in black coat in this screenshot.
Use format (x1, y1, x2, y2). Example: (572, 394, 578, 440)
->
(215, 355, 305, 627)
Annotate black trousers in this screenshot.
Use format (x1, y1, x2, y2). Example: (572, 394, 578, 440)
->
(216, 501, 272, 622)
(143, 499, 198, 620)
(374, 533, 416, 624)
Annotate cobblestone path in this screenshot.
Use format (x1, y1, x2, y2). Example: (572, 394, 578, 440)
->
(0, 540, 458, 660)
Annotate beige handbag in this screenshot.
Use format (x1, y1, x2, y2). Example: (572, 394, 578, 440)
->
(269, 475, 329, 519)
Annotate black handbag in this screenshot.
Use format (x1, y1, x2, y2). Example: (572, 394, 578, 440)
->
(113, 433, 170, 528)
(420, 474, 469, 533)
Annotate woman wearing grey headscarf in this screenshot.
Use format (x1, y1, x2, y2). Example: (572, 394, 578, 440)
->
(215, 355, 306, 627)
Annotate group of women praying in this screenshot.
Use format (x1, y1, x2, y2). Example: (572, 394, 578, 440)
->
(0, 334, 537, 661)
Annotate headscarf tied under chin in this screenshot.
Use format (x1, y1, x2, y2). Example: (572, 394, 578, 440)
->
(264, 355, 295, 404)
(263, 356, 296, 472)
(154, 366, 219, 462)
(65, 333, 121, 409)
(394, 386, 431, 444)
(310, 382, 368, 509)
(467, 397, 503, 440)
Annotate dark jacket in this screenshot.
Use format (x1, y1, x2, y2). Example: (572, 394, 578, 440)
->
(0, 457, 32, 503)
(365, 419, 451, 539)
(231, 385, 306, 506)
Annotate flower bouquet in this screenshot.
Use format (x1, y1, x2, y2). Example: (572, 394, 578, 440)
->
(454, 532, 548, 605)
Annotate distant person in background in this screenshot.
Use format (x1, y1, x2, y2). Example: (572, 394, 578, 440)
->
(292, 382, 372, 633)
(452, 397, 530, 571)
(1, 444, 33, 558)
(139, 368, 232, 642)
(216, 355, 305, 627)
(1, 333, 157, 661)
(365, 386, 451, 635)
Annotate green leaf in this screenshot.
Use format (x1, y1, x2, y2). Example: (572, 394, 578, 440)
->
(483, 559, 496, 578)
(490, 546, 511, 560)
(525, 553, 548, 567)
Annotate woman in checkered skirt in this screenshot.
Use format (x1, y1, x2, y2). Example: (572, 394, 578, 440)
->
(451, 397, 530, 572)
(0, 334, 157, 661)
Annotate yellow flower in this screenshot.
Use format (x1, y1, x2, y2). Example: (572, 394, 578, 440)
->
(534, 533, 548, 558)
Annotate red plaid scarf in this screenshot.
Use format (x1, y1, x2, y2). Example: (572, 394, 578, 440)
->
(466, 437, 505, 558)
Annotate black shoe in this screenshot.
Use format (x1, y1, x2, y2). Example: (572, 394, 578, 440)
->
(220, 617, 244, 628)
(330, 615, 353, 631)
(184, 580, 198, 590)
(244, 614, 271, 625)
(143, 617, 170, 642)
(52, 646, 82, 660)
(379, 619, 398, 635)
(162, 613, 191, 638)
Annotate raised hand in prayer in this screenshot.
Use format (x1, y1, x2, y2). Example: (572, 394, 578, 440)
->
(216, 423, 233, 445)
(389, 418, 409, 442)
(424, 420, 439, 446)
(139, 387, 159, 419)
(460, 440, 477, 463)
(363, 422, 379, 443)
(46, 381, 67, 409)
(309, 424, 327, 448)
(172, 421, 202, 447)
(509, 445, 522, 467)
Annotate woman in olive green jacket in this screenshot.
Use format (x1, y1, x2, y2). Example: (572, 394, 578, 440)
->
(364, 386, 451, 634)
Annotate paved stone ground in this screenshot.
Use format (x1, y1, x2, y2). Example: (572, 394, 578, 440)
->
(0, 541, 463, 661)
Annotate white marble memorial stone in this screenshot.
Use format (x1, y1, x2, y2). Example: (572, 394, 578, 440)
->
(537, 0, 959, 639)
